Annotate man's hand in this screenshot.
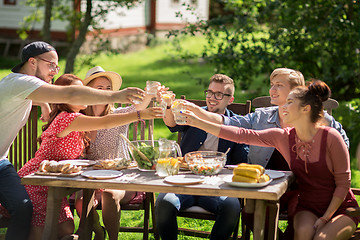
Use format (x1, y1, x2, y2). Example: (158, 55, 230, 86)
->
(116, 87, 145, 104)
(40, 103, 51, 122)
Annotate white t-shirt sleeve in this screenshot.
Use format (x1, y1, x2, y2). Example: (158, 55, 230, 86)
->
(2, 73, 46, 100)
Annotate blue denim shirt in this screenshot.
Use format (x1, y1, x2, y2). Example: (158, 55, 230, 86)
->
(223, 106, 349, 167)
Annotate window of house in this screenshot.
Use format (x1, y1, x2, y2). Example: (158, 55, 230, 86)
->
(4, 0, 16, 5)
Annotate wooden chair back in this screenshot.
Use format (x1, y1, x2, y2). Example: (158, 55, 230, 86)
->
(8, 106, 39, 171)
(127, 101, 154, 141)
(252, 96, 339, 115)
(174, 95, 250, 239)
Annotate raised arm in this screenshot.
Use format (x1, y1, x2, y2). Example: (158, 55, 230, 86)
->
(57, 107, 163, 138)
(184, 101, 224, 124)
(27, 84, 144, 105)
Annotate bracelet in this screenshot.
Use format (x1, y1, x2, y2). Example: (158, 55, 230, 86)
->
(319, 216, 329, 223)
(136, 110, 141, 120)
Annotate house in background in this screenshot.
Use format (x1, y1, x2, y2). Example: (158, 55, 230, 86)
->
(0, 0, 209, 57)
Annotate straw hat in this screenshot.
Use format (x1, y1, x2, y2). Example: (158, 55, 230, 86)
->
(83, 66, 122, 91)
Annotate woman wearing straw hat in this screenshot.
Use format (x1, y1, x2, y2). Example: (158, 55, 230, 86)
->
(75, 66, 162, 240)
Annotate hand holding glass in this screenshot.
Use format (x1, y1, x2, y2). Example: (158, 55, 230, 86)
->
(146, 81, 161, 95)
(171, 100, 187, 124)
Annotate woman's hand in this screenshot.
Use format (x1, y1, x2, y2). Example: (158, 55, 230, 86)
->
(176, 109, 199, 126)
(140, 107, 164, 119)
(181, 100, 201, 112)
(313, 217, 327, 232)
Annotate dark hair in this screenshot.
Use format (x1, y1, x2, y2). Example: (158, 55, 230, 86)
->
(291, 79, 331, 123)
(38, 74, 89, 151)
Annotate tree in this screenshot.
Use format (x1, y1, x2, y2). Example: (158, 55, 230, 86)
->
(19, 0, 140, 73)
(169, 0, 360, 100)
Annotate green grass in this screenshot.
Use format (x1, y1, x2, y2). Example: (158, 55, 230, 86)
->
(1, 36, 360, 239)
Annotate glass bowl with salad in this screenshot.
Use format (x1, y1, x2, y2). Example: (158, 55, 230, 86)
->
(185, 151, 226, 175)
(129, 140, 159, 170)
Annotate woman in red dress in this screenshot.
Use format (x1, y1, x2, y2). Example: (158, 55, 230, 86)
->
(17, 74, 163, 240)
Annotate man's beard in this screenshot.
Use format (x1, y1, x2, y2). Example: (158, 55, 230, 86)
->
(35, 69, 52, 83)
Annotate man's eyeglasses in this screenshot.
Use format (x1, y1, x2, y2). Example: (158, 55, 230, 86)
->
(36, 57, 60, 72)
(204, 90, 232, 100)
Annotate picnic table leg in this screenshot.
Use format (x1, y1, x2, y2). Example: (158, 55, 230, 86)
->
(42, 187, 62, 240)
(266, 201, 280, 240)
(253, 199, 266, 240)
(77, 189, 95, 240)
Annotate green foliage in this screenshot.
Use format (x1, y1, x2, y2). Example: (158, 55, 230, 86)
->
(169, 0, 360, 100)
(333, 99, 360, 159)
(264, 1, 360, 100)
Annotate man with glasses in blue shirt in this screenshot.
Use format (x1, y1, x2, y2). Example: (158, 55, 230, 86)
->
(155, 74, 248, 240)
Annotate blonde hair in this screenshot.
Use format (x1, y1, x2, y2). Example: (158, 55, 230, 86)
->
(270, 68, 305, 89)
(210, 74, 235, 95)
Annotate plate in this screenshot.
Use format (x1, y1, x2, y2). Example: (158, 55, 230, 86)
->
(60, 159, 96, 167)
(264, 170, 285, 179)
(137, 168, 155, 172)
(223, 175, 272, 188)
(224, 165, 238, 169)
(164, 175, 204, 185)
(81, 170, 123, 179)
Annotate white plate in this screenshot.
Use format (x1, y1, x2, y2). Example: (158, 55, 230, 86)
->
(223, 175, 272, 188)
(137, 167, 155, 172)
(81, 170, 123, 179)
(60, 159, 96, 167)
(164, 175, 204, 185)
(264, 170, 285, 179)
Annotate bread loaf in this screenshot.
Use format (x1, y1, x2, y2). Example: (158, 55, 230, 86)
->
(232, 174, 258, 183)
(231, 163, 269, 183)
(39, 160, 81, 174)
(236, 163, 265, 175)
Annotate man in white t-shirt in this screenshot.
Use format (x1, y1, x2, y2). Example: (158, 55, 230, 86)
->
(0, 41, 145, 240)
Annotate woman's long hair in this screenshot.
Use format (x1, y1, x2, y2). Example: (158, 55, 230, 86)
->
(38, 74, 90, 150)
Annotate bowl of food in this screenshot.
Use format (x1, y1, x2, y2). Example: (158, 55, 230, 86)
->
(128, 140, 159, 170)
(184, 151, 226, 175)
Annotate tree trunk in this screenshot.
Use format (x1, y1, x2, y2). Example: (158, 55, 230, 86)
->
(42, 0, 53, 43)
(64, 0, 92, 73)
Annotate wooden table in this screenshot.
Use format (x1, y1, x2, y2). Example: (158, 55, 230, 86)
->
(21, 168, 294, 240)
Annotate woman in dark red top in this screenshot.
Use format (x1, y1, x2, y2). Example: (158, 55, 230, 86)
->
(181, 80, 359, 240)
